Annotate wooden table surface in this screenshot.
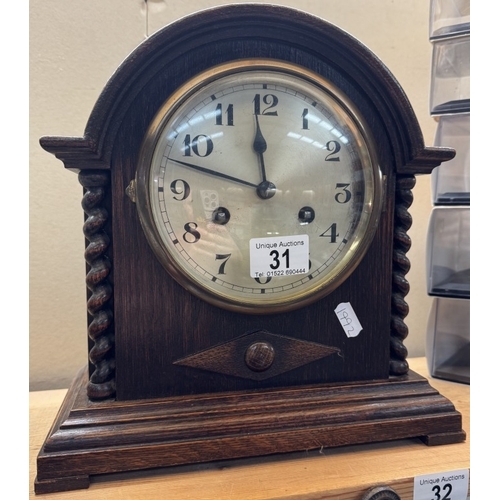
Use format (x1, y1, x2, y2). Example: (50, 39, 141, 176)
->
(29, 357, 469, 499)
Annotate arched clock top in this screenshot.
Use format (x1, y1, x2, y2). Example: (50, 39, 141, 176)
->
(40, 4, 453, 173)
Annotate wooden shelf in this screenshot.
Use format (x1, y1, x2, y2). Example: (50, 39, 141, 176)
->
(29, 358, 469, 499)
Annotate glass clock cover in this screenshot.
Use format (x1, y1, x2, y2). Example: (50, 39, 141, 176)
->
(136, 60, 383, 313)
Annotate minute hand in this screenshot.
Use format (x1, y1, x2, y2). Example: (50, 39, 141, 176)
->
(253, 114, 268, 182)
(168, 158, 258, 188)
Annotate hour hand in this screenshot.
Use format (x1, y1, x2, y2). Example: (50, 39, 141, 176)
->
(168, 157, 258, 189)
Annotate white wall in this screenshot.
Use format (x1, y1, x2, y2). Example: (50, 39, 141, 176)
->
(29, 0, 437, 390)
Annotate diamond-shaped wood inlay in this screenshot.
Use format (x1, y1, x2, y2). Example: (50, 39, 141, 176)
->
(173, 330, 341, 380)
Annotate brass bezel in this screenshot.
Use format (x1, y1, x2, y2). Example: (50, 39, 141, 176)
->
(136, 59, 384, 314)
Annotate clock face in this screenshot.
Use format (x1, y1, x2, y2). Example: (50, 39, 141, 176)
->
(136, 60, 383, 313)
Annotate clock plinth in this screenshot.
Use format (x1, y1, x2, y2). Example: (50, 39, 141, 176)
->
(35, 366, 464, 494)
(36, 4, 464, 494)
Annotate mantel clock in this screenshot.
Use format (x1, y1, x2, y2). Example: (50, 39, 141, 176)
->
(35, 5, 465, 494)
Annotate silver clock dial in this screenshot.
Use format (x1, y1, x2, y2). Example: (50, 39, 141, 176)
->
(136, 60, 383, 313)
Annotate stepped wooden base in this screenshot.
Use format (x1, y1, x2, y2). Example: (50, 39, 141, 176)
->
(34, 367, 465, 494)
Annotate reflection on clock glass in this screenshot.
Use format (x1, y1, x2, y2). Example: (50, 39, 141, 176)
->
(139, 60, 382, 312)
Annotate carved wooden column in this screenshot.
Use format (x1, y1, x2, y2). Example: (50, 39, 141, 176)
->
(390, 175, 416, 376)
(79, 170, 115, 400)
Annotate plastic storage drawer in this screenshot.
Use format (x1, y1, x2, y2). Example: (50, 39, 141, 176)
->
(426, 296, 469, 384)
(430, 33, 470, 115)
(432, 112, 470, 204)
(429, 0, 470, 39)
(426, 206, 470, 298)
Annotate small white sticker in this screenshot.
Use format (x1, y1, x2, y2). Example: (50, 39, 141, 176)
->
(413, 469, 469, 500)
(335, 302, 362, 338)
(250, 234, 309, 278)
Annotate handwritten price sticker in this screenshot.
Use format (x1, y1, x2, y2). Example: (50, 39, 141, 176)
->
(413, 469, 469, 500)
(334, 302, 362, 338)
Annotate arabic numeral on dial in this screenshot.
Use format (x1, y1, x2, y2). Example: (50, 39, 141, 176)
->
(182, 222, 201, 243)
(253, 93, 278, 116)
(183, 134, 214, 157)
(325, 140, 341, 161)
(215, 253, 231, 274)
(302, 108, 309, 130)
(254, 275, 272, 285)
(215, 103, 234, 126)
(335, 183, 352, 203)
(320, 223, 339, 243)
(170, 179, 190, 201)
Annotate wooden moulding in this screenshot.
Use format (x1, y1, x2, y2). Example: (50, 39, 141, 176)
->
(34, 367, 465, 494)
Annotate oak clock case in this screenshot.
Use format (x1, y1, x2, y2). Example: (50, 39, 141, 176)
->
(126, 59, 388, 399)
(35, 4, 465, 494)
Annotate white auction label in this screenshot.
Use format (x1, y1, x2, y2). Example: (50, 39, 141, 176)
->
(413, 469, 469, 500)
(250, 234, 309, 278)
(334, 302, 363, 338)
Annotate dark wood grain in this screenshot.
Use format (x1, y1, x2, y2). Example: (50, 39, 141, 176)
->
(35, 366, 465, 494)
